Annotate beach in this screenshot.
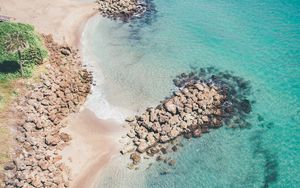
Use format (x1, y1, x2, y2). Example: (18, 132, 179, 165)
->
(61, 109, 125, 188)
(1, 0, 300, 187)
(0, 0, 97, 46)
(0, 0, 126, 187)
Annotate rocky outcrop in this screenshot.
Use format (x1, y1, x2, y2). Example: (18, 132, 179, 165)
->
(96, 0, 151, 21)
(121, 81, 226, 165)
(121, 66, 253, 167)
(3, 35, 92, 188)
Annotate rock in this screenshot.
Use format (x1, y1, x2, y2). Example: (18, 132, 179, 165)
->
(149, 110, 157, 122)
(240, 99, 251, 114)
(202, 115, 209, 122)
(192, 129, 202, 137)
(127, 129, 136, 138)
(171, 146, 177, 152)
(125, 116, 135, 122)
(4, 162, 15, 171)
(61, 48, 71, 56)
(168, 159, 176, 166)
(121, 144, 136, 155)
(195, 83, 204, 91)
(161, 124, 171, 134)
(164, 101, 177, 114)
(151, 122, 161, 132)
(149, 147, 160, 155)
(127, 163, 135, 170)
(45, 135, 60, 146)
(130, 152, 141, 165)
(160, 147, 167, 154)
(60, 133, 72, 142)
(14, 159, 26, 171)
(156, 155, 164, 161)
(136, 126, 148, 139)
(137, 140, 148, 153)
(169, 128, 180, 138)
(31, 176, 43, 187)
(201, 126, 210, 133)
(38, 160, 49, 171)
(146, 133, 156, 146)
(184, 132, 192, 139)
(160, 135, 170, 143)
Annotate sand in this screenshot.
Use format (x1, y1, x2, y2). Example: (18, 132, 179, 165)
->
(62, 109, 126, 188)
(0, 0, 98, 46)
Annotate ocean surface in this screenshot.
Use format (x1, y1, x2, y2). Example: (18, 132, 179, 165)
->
(81, 0, 300, 187)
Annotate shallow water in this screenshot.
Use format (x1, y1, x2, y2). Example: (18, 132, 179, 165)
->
(82, 0, 300, 187)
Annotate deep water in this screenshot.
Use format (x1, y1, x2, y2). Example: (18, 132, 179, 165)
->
(83, 0, 300, 187)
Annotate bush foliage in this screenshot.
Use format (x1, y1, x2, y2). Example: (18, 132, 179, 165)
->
(0, 22, 47, 80)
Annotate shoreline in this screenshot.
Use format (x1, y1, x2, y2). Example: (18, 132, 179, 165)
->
(1, 0, 127, 187)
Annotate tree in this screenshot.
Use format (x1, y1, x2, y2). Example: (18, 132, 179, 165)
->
(4, 32, 28, 77)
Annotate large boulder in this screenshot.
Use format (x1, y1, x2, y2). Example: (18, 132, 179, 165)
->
(164, 101, 177, 115)
(137, 140, 148, 153)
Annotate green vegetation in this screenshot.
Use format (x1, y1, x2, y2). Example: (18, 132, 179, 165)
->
(0, 22, 47, 80)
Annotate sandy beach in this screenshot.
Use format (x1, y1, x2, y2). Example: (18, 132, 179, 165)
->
(0, 0, 97, 46)
(62, 109, 125, 188)
(0, 0, 125, 187)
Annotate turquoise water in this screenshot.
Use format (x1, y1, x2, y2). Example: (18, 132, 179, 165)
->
(83, 0, 300, 187)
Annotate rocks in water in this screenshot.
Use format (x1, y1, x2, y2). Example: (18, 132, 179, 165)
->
(192, 129, 202, 138)
(123, 80, 227, 166)
(130, 152, 141, 165)
(171, 145, 177, 152)
(123, 67, 252, 169)
(137, 140, 148, 153)
(4, 34, 92, 187)
(160, 147, 167, 155)
(168, 159, 176, 166)
(96, 0, 152, 22)
(240, 99, 251, 114)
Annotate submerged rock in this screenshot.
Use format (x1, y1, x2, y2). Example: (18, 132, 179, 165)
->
(130, 152, 141, 165)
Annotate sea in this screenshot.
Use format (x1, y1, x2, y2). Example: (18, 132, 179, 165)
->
(81, 0, 300, 187)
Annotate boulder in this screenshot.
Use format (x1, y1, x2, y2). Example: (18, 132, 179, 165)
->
(137, 140, 148, 153)
(164, 101, 177, 114)
(168, 159, 176, 166)
(192, 129, 202, 137)
(195, 83, 204, 91)
(4, 162, 15, 171)
(171, 146, 177, 152)
(160, 135, 170, 143)
(125, 116, 135, 122)
(169, 128, 180, 138)
(60, 133, 72, 143)
(146, 133, 156, 146)
(45, 135, 60, 146)
(130, 153, 141, 165)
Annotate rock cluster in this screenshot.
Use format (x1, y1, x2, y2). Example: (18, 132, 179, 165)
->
(3, 35, 92, 188)
(96, 0, 149, 21)
(121, 81, 226, 164)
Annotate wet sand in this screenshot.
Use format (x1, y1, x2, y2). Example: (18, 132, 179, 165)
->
(62, 108, 126, 188)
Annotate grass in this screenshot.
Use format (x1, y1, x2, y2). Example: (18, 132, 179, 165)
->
(0, 22, 48, 80)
